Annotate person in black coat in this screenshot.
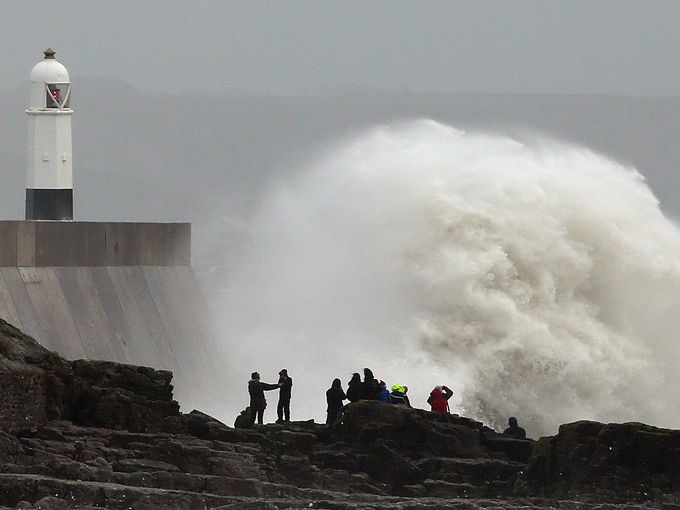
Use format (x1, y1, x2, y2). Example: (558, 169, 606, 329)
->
(503, 417, 527, 439)
(234, 407, 254, 429)
(361, 368, 380, 400)
(346, 373, 362, 403)
(276, 369, 293, 424)
(326, 378, 346, 425)
(248, 372, 280, 425)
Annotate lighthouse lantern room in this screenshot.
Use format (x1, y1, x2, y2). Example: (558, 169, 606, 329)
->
(26, 48, 74, 220)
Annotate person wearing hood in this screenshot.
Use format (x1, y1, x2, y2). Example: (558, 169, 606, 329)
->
(234, 407, 254, 429)
(326, 378, 346, 425)
(248, 372, 280, 425)
(390, 384, 411, 407)
(503, 417, 527, 439)
(377, 380, 391, 403)
(276, 369, 293, 424)
(427, 385, 453, 414)
(361, 368, 380, 400)
(346, 373, 362, 403)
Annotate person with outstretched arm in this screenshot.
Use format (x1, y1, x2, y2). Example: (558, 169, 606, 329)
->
(248, 372, 280, 425)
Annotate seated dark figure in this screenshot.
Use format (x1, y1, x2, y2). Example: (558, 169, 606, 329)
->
(503, 416, 526, 439)
(234, 407, 254, 429)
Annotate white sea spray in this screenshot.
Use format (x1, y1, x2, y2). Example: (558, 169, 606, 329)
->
(217, 120, 680, 436)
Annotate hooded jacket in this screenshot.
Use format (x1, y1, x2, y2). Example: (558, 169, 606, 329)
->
(427, 385, 453, 414)
(361, 368, 380, 400)
(326, 379, 346, 412)
(347, 373, 363, 403)
(390, 384, 411, 407)
(278, 375, 293, 400)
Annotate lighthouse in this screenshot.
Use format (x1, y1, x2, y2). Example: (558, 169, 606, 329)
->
(25, 48, 73, 220)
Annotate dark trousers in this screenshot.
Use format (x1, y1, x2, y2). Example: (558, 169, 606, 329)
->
(255, 408, 264, 425)
(326, 409, 339, 425)
(277, 397, 290, 422)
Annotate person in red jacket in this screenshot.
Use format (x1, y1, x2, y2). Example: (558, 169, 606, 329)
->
(427, 385, 453, 414)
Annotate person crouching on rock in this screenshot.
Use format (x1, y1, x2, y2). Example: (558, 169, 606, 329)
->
(276, 368, 293, 424)
(347, 372, 362, 403)
(377, 380, 391, 402)
(390, 384, 411, 407)
(427, 385, 453, 414)
(248, 371, 280, 425)
(503, 417, 527, 439)
(234, 407, 254, 429)
(326, 378, 346, 425)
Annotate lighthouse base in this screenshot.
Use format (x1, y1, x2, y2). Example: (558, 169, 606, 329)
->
(26, 189, 73, 221)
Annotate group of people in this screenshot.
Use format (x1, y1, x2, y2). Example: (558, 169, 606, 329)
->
(326, 368, 454, 424)
(235, 367, 527, 440)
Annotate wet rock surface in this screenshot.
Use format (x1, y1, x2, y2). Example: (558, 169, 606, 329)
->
(519, 420, 680, 503)
(0, 318, 679, 508)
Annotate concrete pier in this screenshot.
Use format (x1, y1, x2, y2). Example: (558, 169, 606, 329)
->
(0, 221, 214, 409)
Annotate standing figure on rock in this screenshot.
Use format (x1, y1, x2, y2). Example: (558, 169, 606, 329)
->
(377, 380, 391, 403)
(361, 368, 380, 400)
(326, 378, 346, 425)
(427, 385, 453, 414)
(248, 372, 280, 425)
(276, 369, 293, 424)
(503, 417, 527, 439)
(390, 384, 412, 407)
(347, 372, 362, 403)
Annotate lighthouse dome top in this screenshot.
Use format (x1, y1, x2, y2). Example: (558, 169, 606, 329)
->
(30, 49, 70, 84)
(28, 49, 72, 110)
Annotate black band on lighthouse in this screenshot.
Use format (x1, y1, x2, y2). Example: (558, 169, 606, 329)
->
(26, 189, 73, 220)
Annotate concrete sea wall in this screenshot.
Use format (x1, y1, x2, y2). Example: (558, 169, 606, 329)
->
(0, 221, 217, 410)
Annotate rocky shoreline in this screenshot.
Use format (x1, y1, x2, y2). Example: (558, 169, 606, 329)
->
(1, 318, 679, 509)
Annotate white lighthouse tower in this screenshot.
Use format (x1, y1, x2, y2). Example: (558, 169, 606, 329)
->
(25, 48, 73, 220)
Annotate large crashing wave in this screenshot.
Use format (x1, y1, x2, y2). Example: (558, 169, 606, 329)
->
(220, 120, 680, 436)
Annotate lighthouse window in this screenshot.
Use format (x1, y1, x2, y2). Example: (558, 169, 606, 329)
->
(45, 83, 70, 108)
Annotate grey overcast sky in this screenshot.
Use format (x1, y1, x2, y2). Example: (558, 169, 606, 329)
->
(1, 0, 679, 96)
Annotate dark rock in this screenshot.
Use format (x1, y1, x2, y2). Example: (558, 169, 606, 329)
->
(361, 442, 423, 485)
(213, 503, 278, 510)
(3, 318, 680, 508)
(271, 430, 316, 456)
(32, 497, 70, 510)
(339, 401, 484, 459)
(520, 420, 680, 502)
(481, 429, 534, 463)
(277, 454, 315, 487)
(112, 458, 180, 473)
(205, 476, 265, 497)
(0, 432, 24, 464)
